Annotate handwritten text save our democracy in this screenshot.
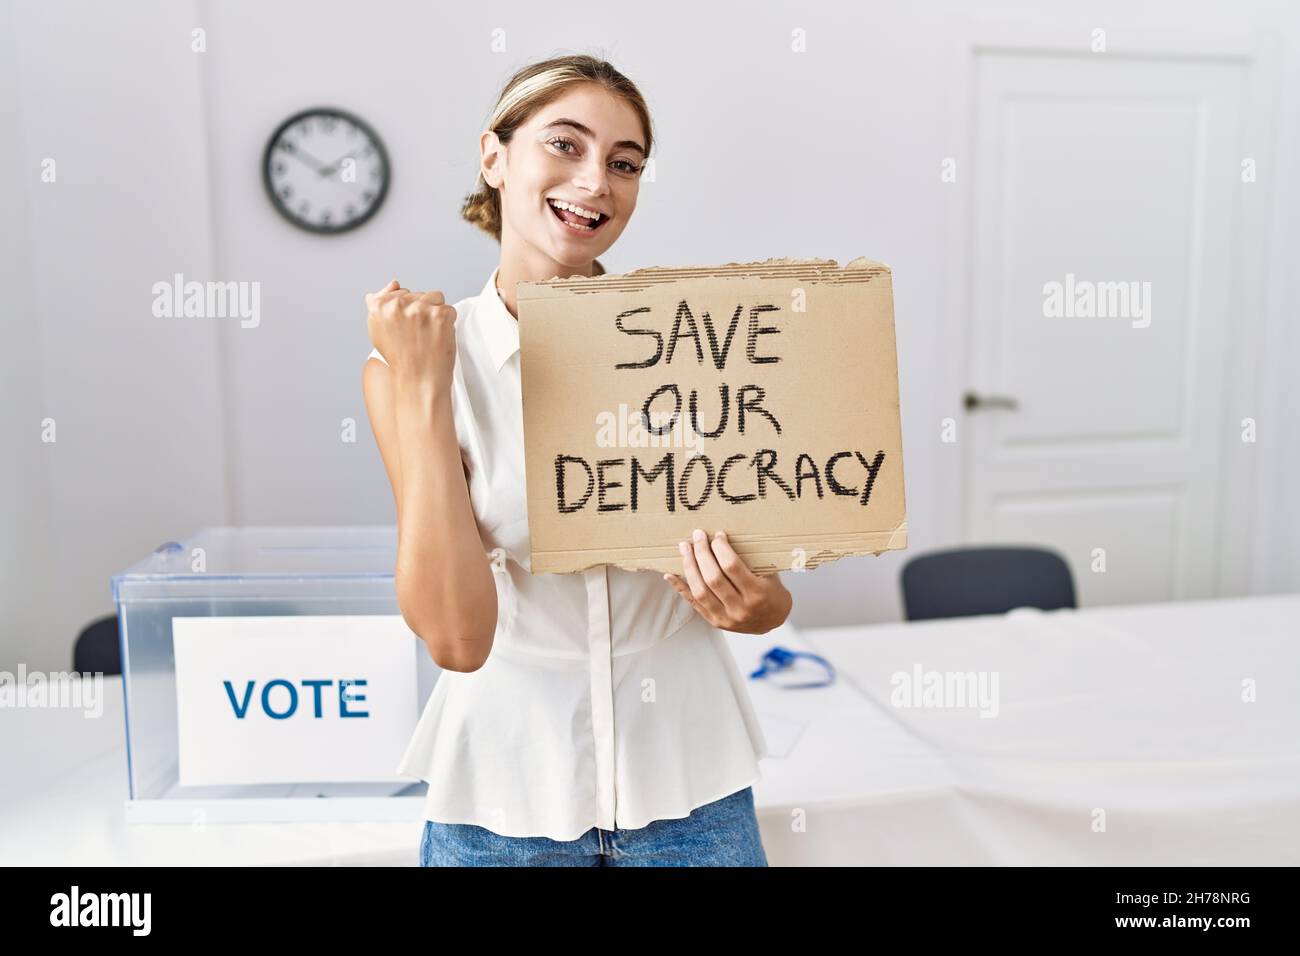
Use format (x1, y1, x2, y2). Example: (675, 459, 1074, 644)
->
(554, 299, 889, 515)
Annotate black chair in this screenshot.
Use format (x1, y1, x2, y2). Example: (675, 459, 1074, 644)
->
(900, 546, 1076, 622)
(73, 614, 122, 675)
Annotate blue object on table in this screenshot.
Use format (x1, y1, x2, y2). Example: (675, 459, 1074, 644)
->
(749, 645, 836, 689)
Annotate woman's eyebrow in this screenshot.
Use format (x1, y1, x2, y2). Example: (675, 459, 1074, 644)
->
(540, 118, 646, 157)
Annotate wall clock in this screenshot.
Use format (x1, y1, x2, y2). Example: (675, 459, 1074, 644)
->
(262, 107, 390, 234)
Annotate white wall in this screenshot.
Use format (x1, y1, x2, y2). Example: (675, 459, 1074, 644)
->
(3, 0, 1298, 671)
(0, 0, 55, 673)
(3, 0, 228, 671)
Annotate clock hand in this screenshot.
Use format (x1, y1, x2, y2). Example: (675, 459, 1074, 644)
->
(317, 147, 367, 177)
(284, 144, 333, 174)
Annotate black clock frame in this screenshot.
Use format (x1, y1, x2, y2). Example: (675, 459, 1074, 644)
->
(261, 106, 391, 235)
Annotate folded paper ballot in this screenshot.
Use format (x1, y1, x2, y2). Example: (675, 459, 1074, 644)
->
(517, 257, 907, 574)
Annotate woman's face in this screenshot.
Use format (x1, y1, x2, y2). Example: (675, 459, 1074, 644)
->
(484, 83, 646, 275)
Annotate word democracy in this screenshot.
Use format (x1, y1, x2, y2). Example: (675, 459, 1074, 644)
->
(556, 448, 888, 513)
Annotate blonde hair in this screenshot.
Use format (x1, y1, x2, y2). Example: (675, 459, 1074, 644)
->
(461, 54, 655, 275)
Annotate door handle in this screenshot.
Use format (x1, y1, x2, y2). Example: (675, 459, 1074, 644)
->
(963, 390, 1019, 412)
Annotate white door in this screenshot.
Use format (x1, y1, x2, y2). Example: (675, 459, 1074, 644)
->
(964, 48, 1253, 606)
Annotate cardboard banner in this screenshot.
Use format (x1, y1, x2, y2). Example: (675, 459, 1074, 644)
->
(517, 257, 906, 574)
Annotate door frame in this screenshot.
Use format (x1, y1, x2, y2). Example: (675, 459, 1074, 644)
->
(937, 18, 1281, 598)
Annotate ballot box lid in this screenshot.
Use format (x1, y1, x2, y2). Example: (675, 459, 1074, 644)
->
(111, 526, 397, 602)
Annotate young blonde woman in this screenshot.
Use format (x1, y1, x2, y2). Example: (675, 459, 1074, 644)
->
(363, 55, 793, 867)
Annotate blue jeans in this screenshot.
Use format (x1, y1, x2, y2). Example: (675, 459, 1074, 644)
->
(418, 786, 768, 867)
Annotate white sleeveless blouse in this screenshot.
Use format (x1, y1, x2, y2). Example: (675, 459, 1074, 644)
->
(368, 266, 768, 841)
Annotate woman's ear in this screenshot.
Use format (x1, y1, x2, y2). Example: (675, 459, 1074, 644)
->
(480, 130, 505, 188)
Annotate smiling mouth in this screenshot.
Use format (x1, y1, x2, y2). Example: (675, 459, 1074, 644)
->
(547, 198, 609, 235)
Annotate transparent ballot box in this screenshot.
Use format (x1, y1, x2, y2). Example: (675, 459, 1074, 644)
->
(110, 526, 439, 824)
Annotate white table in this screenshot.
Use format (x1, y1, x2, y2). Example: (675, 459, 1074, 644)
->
(777, 593, 1300, 865)
(3, 595, 1296, 865)
(1, 621, 861, 866)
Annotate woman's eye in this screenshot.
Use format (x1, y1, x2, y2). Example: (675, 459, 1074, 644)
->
(548, 137, 641, 174)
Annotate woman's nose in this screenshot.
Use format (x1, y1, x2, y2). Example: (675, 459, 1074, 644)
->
(572, 158, 610, 196)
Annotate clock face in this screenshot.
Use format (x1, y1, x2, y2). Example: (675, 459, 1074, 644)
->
(262, 107, 390, 234)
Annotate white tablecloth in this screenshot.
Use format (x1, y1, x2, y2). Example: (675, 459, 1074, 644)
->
(2, 594, 1296, 865)
(774, 593, 1300, 865)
